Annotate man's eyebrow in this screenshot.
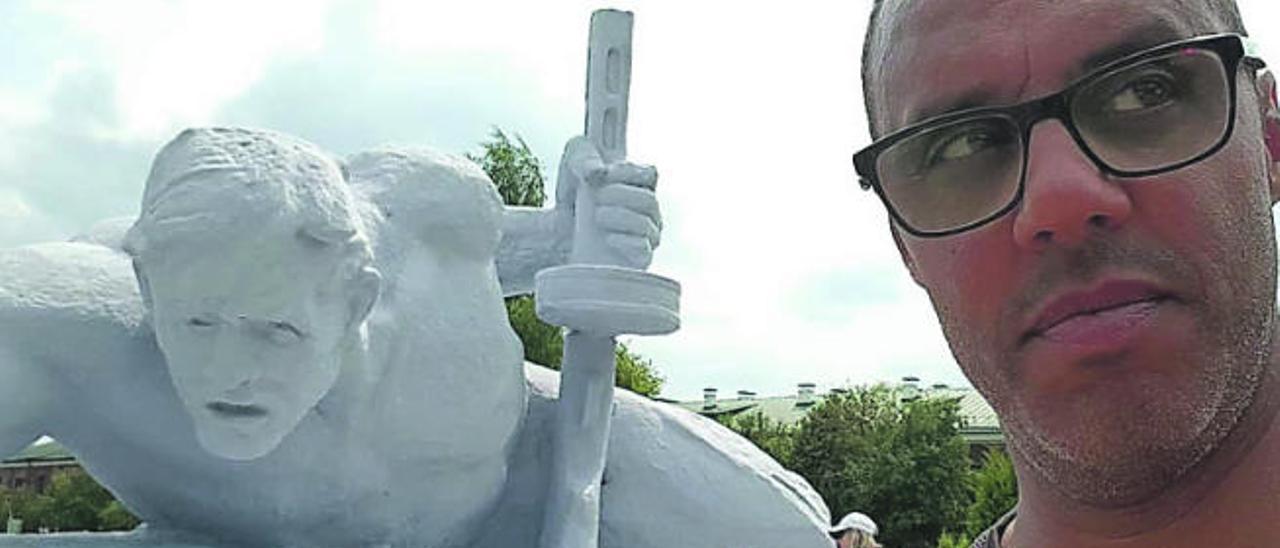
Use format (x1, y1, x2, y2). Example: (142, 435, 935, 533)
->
(903, 21, 1187, 129)
(1076, 21, 1186, 77)
(907, 91, 1000, 128)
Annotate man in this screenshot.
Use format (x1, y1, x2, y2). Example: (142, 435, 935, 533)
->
(855, 1, 1280, 546)
(0, 128, 832, 547)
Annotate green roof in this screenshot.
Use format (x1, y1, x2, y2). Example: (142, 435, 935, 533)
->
(679, 386, 1002, 439)
(3, 439, 74, 464)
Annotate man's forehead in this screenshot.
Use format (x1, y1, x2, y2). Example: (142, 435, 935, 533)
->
(150, 229, 332, 289)
(870, 0, 1221, 134)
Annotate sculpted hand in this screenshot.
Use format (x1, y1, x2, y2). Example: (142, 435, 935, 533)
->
(555, 136, 661, 270)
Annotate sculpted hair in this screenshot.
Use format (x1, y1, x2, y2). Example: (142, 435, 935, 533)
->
(860, 0, 1248, 139)
(123, 127, 373, 295)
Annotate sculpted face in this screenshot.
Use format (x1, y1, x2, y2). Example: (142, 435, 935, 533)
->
(873, 0, 1280, 504)
(144, 223, 360, 461)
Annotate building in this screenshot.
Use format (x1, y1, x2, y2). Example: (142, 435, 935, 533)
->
(676, 379, 1004, 463)
(0, 439, 79, 493)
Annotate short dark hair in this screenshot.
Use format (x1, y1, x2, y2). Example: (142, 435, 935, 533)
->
(860, 0, 1249, 139)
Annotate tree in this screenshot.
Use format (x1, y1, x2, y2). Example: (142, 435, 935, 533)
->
(97, 500, 141, 532)
(504, 293, 564, 368)
(718, 411, 797, 466)
(961, 448, 1017, 540)
(0, 470, 140, 533)
(471, 128, 666, 398)
(936, 531, 973, 548)
(613, 343, 664, 398)
(39, 469, 112, 531)
(467, 127, 546, 208)
(936, 448, 1018, 547)
(789, 385, 972, 548)
(0, 487, 40, 532)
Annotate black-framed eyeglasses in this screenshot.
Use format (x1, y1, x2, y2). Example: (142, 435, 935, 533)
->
(852, 33, 1268, 238)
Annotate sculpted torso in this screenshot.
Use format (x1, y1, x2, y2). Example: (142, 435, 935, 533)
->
(0, 128, 830, 548)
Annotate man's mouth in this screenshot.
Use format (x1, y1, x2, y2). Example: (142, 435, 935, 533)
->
(206, 401, 269, 419)
(1023, 279, 1174, 344)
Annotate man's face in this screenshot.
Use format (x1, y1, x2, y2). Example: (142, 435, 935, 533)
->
(875, 0, 1279, 505)
(145, 226, 354, 461)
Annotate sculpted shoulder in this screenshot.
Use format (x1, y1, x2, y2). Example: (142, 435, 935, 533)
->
(0, 241, 147, 341)
(517, 364, 832, 548)
(347, 147, 504, 262)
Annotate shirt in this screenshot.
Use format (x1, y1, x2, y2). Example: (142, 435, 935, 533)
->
(971, 510, 1017, 548)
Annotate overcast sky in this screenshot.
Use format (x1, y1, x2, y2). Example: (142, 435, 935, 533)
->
(3, 1, 1279, 401)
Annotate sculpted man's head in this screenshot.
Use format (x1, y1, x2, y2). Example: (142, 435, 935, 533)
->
(859, 0, 1280, 507)
(124, 127, 381, 461)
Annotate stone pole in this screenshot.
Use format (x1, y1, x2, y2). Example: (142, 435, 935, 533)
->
(535, 9, 681, 548)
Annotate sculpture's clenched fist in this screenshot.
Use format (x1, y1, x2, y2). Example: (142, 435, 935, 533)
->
(555, 136, 661, 270)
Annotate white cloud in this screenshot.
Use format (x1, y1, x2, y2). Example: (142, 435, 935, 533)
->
(0, 188, 65, 247)
(32, 0, 333, 138)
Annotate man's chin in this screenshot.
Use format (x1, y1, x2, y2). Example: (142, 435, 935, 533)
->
(194, 421, 289, 461)
(1006, 376, 1236, 506)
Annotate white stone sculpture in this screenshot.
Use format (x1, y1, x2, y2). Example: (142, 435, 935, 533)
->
(0, 130, 831, 547)
(0, 9, 833, 547)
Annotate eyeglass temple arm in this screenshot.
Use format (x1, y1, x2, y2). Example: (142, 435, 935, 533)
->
(1243, 36, 1268, 72)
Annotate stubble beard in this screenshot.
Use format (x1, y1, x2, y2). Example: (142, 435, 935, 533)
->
(938, 229, 1277, 508)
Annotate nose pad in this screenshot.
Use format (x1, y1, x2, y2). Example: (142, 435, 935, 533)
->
(1012, 121, 1133, 249)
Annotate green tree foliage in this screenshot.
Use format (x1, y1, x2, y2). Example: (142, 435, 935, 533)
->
(40, 469, 112, 531)
(472, 127, 665, 398)
(502, 301, 665, 398)
(1, 487, 38, 530)
(718, 411, 797, 466)
(1, 469, 139, 533)
(467, 127, 546, 208)
(961, 448, 1018, 540)
(505, 295, 564, 368)
(789, 385, 971, 548)
(97, 501, 141, 532)
(936, 531, 973, 548)
(613, 344, 664, 398)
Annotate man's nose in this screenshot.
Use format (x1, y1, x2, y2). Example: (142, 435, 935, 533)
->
(208, 333, 261, 389)
(1012, 120, 1133, 250)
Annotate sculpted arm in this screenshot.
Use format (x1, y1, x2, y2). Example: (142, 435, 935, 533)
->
(0, 242, 147, 458)
(0, 252, 60, 458)
(496, 205, 572, 297)
(0, 343, 53, 459)
(495, 136, 661, 296)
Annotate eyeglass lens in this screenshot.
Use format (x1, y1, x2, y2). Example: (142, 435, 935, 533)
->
(874, 47, 1231, 234)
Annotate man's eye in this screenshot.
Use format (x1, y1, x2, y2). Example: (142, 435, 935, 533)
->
(925, 130, 1004, 166)
(1105, 74, 1177, 113)
(187, 317, 216, 328)
(267, 321, 304, 343)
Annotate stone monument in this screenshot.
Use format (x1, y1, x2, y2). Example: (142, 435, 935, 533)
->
(0, 9, 832, 548)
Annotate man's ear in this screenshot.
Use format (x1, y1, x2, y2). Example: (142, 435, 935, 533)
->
(346, 266, 382, 331)
(890, 223, 925, 289)
(1257, 69, 1280, 204)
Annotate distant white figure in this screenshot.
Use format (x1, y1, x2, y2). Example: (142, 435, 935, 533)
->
(829, 512, 881, 548)
(0, 127, 831, 547)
